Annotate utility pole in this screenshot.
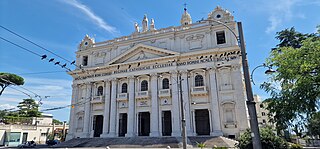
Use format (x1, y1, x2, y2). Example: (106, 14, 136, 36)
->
(237, 22, 262, 149)
(179, 74, 187, 149)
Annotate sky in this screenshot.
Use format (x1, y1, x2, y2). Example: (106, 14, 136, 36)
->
(0, 0, 319, 122)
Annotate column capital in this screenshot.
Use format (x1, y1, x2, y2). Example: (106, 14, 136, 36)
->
(232, 64, 242, 71)
(72, 84, 79, 88)
(110, 78, 118, 83)
(179, 69, 189, 74)
(150, 73, 158, 77)
(170, 70, 178, 75)
(206, 67, 217, 73)
(104, 79, 111, 85)
(127, 75, 135, 80)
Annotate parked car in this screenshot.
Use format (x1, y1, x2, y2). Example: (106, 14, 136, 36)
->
(17, 141, 36, 148)
(46, 139, 60, 146)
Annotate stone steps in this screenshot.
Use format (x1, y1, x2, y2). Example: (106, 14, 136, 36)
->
(55, 136, 238, 148)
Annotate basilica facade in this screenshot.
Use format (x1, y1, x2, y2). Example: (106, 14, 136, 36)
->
(66, 6, 249, 140)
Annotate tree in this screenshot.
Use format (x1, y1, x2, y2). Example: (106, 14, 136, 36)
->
(236, 127, 288, 149)
(17, 98, 41, 117)
(261, 27, 320, 134)
(53, 119, 63, 125)
(307, 112, 320, 137)
(0, 72, 24, 96)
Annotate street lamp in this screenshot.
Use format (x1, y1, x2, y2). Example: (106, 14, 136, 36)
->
(203, 19, 263, 148)
(159, 73, 187, 149)
(251, 63, 276, 85)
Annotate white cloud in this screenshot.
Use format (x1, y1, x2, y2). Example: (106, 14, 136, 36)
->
(265, 0, 298, 33)
(62, 0, 118, 35)
(0, 104, 17, 110)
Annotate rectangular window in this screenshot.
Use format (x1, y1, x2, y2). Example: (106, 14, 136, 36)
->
(216, 31, 226, 44)
(41, 133, 47, 137)
(82, 56, 88, 66)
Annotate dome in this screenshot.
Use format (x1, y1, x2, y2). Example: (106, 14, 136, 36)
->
(180, 8, 192, 26)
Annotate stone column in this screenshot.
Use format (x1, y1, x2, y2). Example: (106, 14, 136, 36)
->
(208, 67, 223, 136)
(82, 82, 92, 137)
(126, 76, 135, 137)
(171, 71, 181, 136)
(180, 70, 192, 135)
(108, 78, 118, 137)
(66, 84, 78, 140)
(231, 64, 249, 131)
(101, 80, 111, 137)
(150, 73, 160, 136)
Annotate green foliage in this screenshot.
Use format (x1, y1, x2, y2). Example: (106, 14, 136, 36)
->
(17, 99, 41, 117)
(274, 27, 317, 49)
(307, 112, 320, 136)
(261, 27, 320, 133)
(0, 72, 24, 96)
(196, 142, 206, 149)
(53, 119, 63, 125)
(289, 143, 303, 149)
(47, 134, 54, 140)
(2, 116, 33, 124)
(237, 127, 288, 149)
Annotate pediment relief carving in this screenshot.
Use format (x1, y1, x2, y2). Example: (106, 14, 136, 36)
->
(186, 34, 205, 41)
(107, 44, 178, 65)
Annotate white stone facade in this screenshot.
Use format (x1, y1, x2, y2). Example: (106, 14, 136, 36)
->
(67, 6, 249, 140)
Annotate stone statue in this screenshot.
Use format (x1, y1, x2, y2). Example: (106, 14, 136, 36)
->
(134, 22, 139, 33)
(142, 14, 148, 32)
(150, 18, 156, 31)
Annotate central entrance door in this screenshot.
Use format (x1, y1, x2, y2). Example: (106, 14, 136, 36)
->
(195, 109, 210, 135)
(162, 111, 172, 136)
(138, 112, 150, 136)
(93, 115, 103, 137)
(118, 113, 127, 137)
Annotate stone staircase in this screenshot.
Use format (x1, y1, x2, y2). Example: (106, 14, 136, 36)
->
(55, 136, 238, 148)
(188, 136, 238, 148)
(55, 137, 181, 148)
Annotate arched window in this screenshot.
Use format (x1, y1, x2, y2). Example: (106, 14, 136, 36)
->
(262, 112, 266, 116)
(195, 75, 204, 86)
(141, 80, 148, 91)
(121, 83, 128, 93)
(97, 86, 103, 96)
(162, 78, 169, 89)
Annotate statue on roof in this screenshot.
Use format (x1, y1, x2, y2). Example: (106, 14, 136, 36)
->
(150, 18, 156, 31)
(134, 22, 140, 33)
(142, 14, 149, 32)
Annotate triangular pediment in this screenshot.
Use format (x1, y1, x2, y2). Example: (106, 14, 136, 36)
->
(108, 44, 179, 65)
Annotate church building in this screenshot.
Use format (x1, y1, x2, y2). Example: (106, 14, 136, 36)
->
(66, 6, 249, 140)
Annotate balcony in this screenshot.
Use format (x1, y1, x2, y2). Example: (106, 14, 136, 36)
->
(117, 93, 128, 101)
(135, 91, 149, 99)
(158, 89, 171, 97)
(191, 86, 208, 96)
(91, 96, 105, 103)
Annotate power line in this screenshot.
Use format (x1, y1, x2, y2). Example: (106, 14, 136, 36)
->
(17, 71, 67, 75)
(0, 25, 73, 64)
(1, 78, 40, 97)
(8, 86, 32, 98)
(0, 36, 42, 57)
(0, 36, 74, 72)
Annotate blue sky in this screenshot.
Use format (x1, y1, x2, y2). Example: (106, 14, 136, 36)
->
(0, 0, 319, 122)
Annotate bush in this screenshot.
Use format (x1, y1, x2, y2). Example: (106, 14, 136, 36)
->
(290, 143, 303, 149)
(236, 127, 289, 149)
(196, 142, 206, 149)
